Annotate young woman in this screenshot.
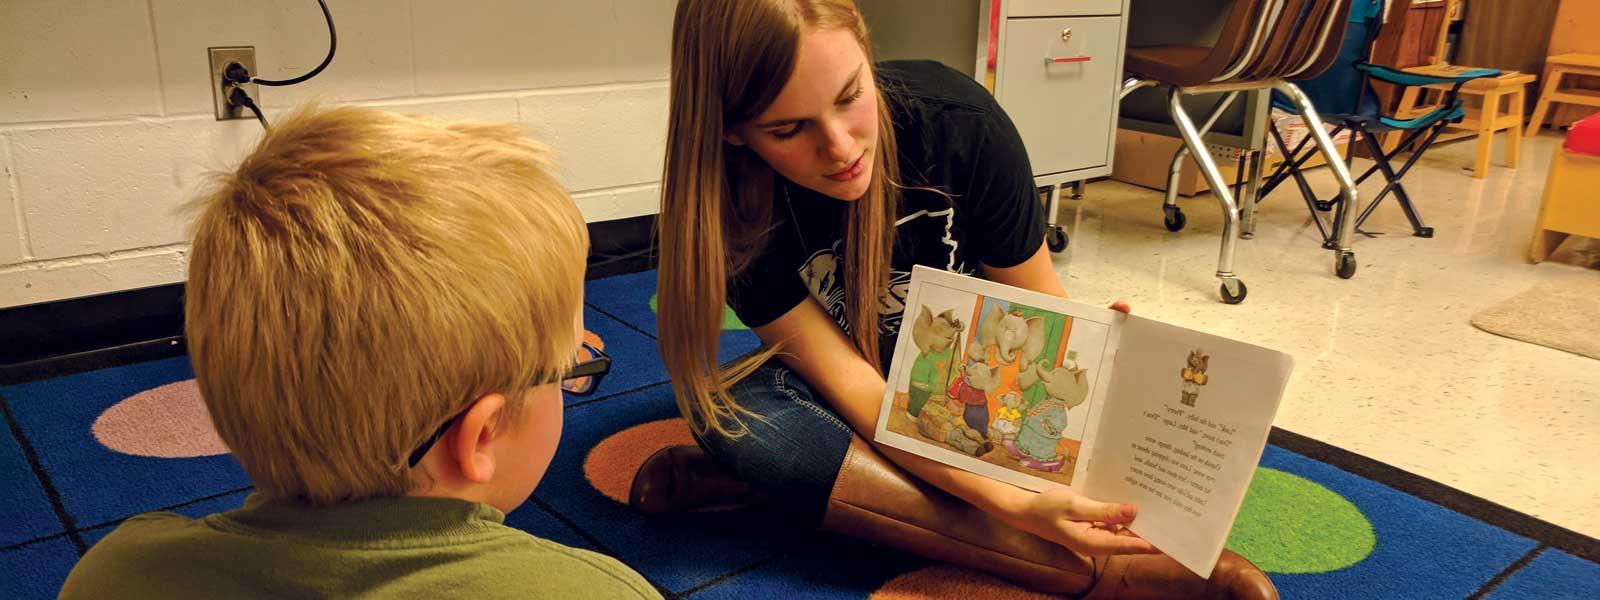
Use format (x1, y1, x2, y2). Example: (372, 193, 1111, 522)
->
(635, 1, 1276, 598)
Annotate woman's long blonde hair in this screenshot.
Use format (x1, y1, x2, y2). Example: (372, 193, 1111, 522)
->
(659, 0, 899, 437)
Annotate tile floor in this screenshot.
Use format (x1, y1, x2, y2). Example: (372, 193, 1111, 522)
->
(1051, 132, 1599, 539)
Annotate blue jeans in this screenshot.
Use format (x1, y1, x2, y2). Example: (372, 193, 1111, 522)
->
(691, 357, 855, 527)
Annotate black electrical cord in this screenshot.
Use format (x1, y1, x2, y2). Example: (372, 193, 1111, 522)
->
(229, 86, 271, 130)
(254, 0, 335, 86)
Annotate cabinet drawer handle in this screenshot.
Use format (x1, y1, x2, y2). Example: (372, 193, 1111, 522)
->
(1046, 56, 1092, 64)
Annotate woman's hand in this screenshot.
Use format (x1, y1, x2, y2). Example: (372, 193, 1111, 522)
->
(1009, 488, 1161, 556)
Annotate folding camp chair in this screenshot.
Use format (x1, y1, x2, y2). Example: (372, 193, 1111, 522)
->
(1259, 0, 1498, 245)
(1123, 0, 1361, 304)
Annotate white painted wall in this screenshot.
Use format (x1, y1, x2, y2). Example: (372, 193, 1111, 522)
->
(0, 0, 674, 308)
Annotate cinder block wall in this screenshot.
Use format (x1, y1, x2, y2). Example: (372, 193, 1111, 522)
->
(0, 0, 673, 308)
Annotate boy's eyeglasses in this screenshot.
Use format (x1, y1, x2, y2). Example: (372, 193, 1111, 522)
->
(406, 341, 610, 467)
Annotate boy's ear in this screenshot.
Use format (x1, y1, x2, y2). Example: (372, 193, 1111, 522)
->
(450, 393, 508, 484)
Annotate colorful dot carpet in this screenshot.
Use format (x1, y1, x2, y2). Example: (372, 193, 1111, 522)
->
(2, 269, 1596, 599)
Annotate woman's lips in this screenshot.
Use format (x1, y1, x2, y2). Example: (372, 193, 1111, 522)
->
(826, 154, 865, 182)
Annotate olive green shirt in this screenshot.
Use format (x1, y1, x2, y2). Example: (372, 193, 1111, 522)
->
(60, 494, 660, 599)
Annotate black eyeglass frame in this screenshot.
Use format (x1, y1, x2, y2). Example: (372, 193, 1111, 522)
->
(406, 342, 610, 467)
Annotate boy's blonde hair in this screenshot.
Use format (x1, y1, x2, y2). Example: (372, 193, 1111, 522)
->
(185, 105, 588, 505)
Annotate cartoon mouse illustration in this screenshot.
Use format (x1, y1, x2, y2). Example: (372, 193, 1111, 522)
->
(1181, 350, 1210, 407)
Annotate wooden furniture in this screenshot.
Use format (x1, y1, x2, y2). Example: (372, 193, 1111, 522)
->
(1384, 0, 1460, 69)
(1392, 68, 1534, 178)
(1543, 0, 1600, 128)
(1529, 115, 1600, 262)
(1527, 54, 1600, 137)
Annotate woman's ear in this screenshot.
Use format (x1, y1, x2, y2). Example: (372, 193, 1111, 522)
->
(723, 130, 747, 146)
(450, 393, 508, 484)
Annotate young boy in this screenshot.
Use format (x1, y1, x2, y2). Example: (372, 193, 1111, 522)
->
(60, 106, 660, 599)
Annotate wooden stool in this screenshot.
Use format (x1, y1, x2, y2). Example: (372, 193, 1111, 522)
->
(1529, 115, 1600, 263)
(1393, 67, 1534, 179)
(1527, 53, 1600, 138)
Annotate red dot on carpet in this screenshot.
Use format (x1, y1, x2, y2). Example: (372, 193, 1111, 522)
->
(92, 379, 230, 458)
(583, 418, 696, 503)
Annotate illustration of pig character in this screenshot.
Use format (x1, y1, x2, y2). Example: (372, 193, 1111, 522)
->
(1009, 361, 1091, 472)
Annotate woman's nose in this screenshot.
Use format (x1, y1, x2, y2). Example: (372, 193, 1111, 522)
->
(817, 119, 853, 163)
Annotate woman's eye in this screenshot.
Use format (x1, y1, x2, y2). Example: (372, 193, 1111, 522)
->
(770, 124, 803, 140)
(840, 84, 865, 105)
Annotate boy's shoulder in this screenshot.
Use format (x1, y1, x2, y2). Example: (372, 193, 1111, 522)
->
(505, 533, 662, 598)
(59, 512, 215, 599)
(62, 509, 662, 600)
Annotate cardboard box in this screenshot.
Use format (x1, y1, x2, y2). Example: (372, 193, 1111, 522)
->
(1111, 128, 1241, 197)
(1112, 124, 1342, 198)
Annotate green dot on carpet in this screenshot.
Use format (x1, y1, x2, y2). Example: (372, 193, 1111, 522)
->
(649, 294, 748, 331)
(1225, 467, 1375, 574)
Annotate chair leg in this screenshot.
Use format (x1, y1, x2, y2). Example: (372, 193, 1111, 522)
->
(1472, 90, 1498, 179)
(1164, 147, 1186, 210)
(1274, 81, 1361, 279)
(1268, 122, 1335, 244)
(1526, 68, 1563, 138)
(1355, 127, 1435, 238)
(1529, 229, 1566, 264)
(1508, 88, 1525, 169)
(1240, 150, 1264, 238)
(1168, 87, 1247, 302)
(1259, 123, 1317, 200)
(1163, 92, 1241, 222)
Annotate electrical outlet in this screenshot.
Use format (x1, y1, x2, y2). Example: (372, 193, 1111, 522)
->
(208, 46, 259, 121)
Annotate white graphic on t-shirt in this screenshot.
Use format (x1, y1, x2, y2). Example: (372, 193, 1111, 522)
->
(798, 208, 963, 337)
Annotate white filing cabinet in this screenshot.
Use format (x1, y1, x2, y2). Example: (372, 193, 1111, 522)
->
(863, 0, 1130, 197)
(979, 0, 1131, 187)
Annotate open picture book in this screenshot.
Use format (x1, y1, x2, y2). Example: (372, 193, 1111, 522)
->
(873, 266, 1295, 578)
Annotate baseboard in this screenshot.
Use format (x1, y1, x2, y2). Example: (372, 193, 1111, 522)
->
(0, 215, 659, 369)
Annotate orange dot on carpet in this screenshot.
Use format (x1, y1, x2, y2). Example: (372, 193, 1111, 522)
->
(93, 379, 230, 458)
(871, 565, 1061, 600)
(583, 417, 696, 503)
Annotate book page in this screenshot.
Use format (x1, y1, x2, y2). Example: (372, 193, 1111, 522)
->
(875, 266, 1123, 492)
(1081, 316, 1294, 578)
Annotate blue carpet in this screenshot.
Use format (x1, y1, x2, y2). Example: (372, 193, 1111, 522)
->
(0, 357, 249, 529)
(1, 269, 1594, 599)
(1486, 549, 1600, 600)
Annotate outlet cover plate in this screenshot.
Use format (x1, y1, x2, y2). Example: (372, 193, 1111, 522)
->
(208, 46, 259, 121)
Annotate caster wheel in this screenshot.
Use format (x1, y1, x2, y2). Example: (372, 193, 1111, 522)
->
(1336, 252, 1357, 279)
(1415, 227, 1435, 238)
(1047, 226, 1069, 252)
(1163, 207, 1187, 232)
(1220, 279, 1248, 305)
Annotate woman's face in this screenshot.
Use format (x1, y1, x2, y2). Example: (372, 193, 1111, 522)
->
(727, 27, 879, 201)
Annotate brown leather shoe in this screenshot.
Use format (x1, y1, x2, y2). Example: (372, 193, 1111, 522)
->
(1085, 549, 1278, 600)
(628, 445, 768, 516)
(822, 437, 1097, 595)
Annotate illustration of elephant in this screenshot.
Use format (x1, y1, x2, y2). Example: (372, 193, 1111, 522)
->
(907, 306, 962, 417)
(966, 305, 1047, 368)
(1009, 361, 1091, 472)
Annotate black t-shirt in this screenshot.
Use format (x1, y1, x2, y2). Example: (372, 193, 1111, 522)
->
(727, 60, 1045, 368)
